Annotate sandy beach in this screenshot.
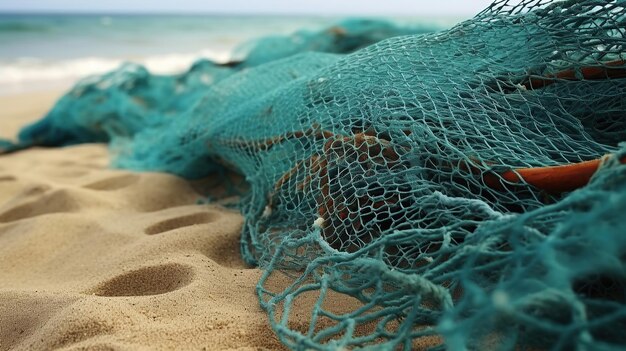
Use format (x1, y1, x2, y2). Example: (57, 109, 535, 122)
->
(2, 2, 623, 349)
(0, 91, 288, 350)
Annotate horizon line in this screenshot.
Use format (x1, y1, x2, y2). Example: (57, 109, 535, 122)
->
(0, 10, 476, 18)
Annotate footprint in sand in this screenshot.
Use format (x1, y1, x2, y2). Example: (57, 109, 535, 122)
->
(0, 175, 17, 182)
(0, 188, 78, 223)
(90, 263, 194, 297)
(144, 212, 218, 235)
(83, 174, 140, 191)
(142, 208, 250, 269)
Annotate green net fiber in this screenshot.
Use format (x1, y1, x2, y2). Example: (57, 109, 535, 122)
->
(3, 1, 626, 350)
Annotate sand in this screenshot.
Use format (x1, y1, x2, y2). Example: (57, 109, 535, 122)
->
(0, 91, 288, 350)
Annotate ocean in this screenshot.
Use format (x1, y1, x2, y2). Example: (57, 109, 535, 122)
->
(0, 13, 461, 95)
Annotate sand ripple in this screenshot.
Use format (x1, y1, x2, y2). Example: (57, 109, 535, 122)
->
(0, 144, 286, 350)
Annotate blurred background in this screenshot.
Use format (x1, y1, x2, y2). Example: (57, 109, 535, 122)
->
(0, 0, 494, 95)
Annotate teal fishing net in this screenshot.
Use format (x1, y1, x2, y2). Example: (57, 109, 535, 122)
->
(3, 1, 626, 349)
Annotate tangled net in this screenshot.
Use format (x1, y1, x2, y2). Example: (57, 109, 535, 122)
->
(3, 1, 626, 350)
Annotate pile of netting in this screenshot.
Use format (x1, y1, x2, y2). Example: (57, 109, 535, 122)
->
(2, 1, 626, 349)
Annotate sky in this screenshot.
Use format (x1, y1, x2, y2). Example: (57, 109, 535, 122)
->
(0, 0, 497, 16)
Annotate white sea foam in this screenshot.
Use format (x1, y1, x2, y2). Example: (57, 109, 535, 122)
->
(0, 49, 232, 95)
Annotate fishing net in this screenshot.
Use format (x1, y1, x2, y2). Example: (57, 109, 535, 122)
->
(232, 18, 433, 67)
(3, 1, 626, 350)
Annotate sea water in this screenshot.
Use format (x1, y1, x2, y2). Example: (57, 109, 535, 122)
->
(0, 13, 460, 95)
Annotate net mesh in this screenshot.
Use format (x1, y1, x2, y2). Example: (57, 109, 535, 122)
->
(3, 1, 626, 350)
